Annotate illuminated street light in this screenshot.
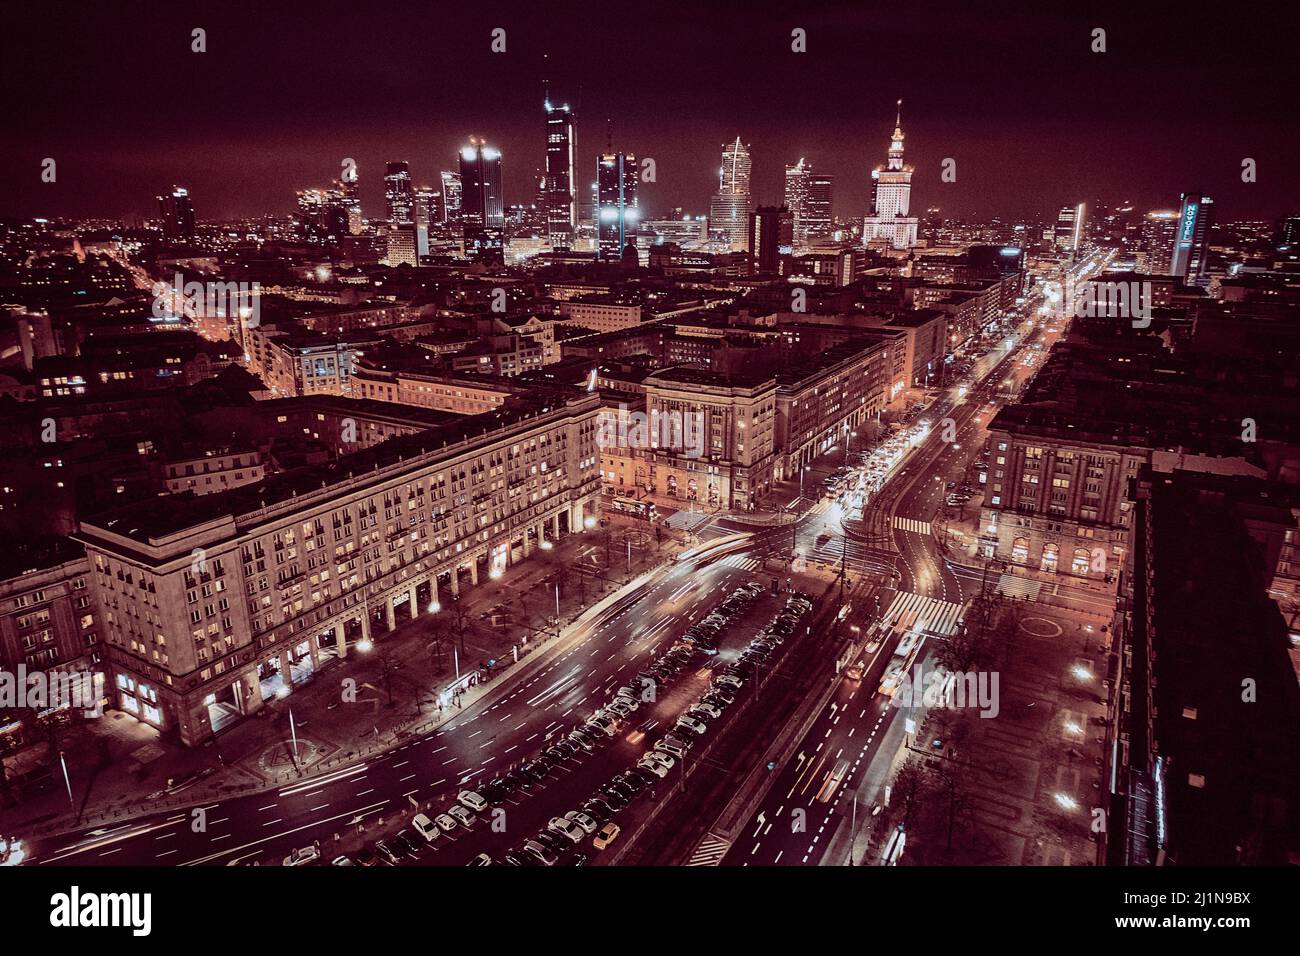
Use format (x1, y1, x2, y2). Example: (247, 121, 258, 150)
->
(1054, 793, 1079, 811)
(1071, 665, 1093, 681)
(539, 539, 553, 551)
(356, 637, 373, 654)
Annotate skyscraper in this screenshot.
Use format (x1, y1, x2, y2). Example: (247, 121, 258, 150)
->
(1141, 209, 1180, 275)
(544, 88, 577, 249)
(157, 186, 196, 240)
(1055, 203, 1086, 256)
(597, 151, 639, 261)
(748, 205, 793, 274)
(784, 159, 810, 247)
(439, 171, 462, 224)
(862, 101, 917, 250)
(710, 137, 753, 252)
(414, 186, 438, 258)
(1170, 192, 1214, 286)
(805, 174, 833, 243)
(459, 139, 504, 263)
(384, 162, 414, 224)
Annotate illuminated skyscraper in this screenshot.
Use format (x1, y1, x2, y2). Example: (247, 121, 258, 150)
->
(1170, 192, 1214, 286)
(1055, 202, 1086, 257)
(784, 159, 810, 247)
(748, 205, 793, 274)
(414, 186, 438, 257)
(710, 137, 753, 251)
(805, 174, 833, 243)
(862, 101, 917, 250)
(440, 171, 462, 224)
(157, 185, 196, 240)
(384, 161, 414, 224)
(1141, 209, 1180, 275)
(597, 151, 639, 261)
(459, 139, 504, 262)
(544, 86, 577, 249)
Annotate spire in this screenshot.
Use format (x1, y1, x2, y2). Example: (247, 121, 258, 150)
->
(895, 98, 903, 129)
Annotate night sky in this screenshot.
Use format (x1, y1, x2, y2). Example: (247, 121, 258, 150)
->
(4, 0, 1297, 224)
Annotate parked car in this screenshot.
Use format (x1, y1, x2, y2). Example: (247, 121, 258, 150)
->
(565, 810, 600, 834)
(638, 752, 673, 777)
(467, 853, 493, 866)
(448, 805, 476, 827)
(458, 790, 489, 812)
(373, 841, 399, 865)
(522, 841, 558, 866)
(547, 816, 586, 844)
(412, 813, 440, 842)
(654, 734, 692, 759)
(433, 813, 459, 833)
(594, 822, 622, 850)
(690, 701, 721, 720)
(283, 843, 321, 867)
(675, 715, 708, 737)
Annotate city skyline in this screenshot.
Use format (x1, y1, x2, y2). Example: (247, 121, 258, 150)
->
(4, 2, 1297, 224)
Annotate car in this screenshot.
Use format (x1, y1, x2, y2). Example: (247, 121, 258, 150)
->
(565, 810, 600, 834)
(606, 700, 633, 718)
(502, 851, 529, 867)
(551, 740, 578, 758)
(503, 770, 531, 790)
(581, 798, 615, 822)
(568, 730, 598, 752)
(332, 854, 356, 866)
(602, 778, 638, 800)
(594, 822, 622, 850)
(614, 771, 647, 795)
(412, 813, 440, 842)
(373, 841, 399, 865)
(638, 752, 673, 777)
(517, 761, 547, 781)
(714, 675, 744, 691)
(704, 688, 735, 705)
(448, 805, 476, 827)
(389, 834, 421, 859)
(481, 779, 510, 802)
(654, 734, 692, 758)
(283, 843, 321, 867)
(743, 646, 771, 661)
(354, 847, 379, 867)
(458, 790, 489, 812)
(598, 787, 631, 810)
(690, 701, 722, 719)
(467, 853, 493, 866)
(548, 816, 586, 843)
(530, 751, 559, 771)
(626, 766, 658, 786)
(725, 661, 754, 677)
(675, 715, 708, 737)
(533, 829, 568, 852)
(522, 841, 559, 866)
(752, 637, 781, 652)
(544, 745, 570, 765)
(434, 813, 459, 833)
(585, 716, 618, 738)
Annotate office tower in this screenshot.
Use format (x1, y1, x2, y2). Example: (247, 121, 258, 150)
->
(439, 171, 462, 224)
(384, 161, 414, 224)
(597, 151, 639, 260)
(544, 88, 577, 249)
(1141, 209, 1180, 275)
(862, 100, 918, 250)
(384, 224, 418, 267)
(341, 174, 363, 234)
(157, 186, 196, 240)
(748, 205, 793, 274)
(784, 159, 810, 245)
(1170, 192, 1214, 286)
(710, 137, 753, 252)
(1055, 202, 1086, 256)
(459, 139, 505, 263)
(805, 174, 833, 244)
(414, 186, 438, 258)
(295, 187, 350, 239)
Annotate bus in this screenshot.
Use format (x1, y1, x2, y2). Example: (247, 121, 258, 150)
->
(817, 759, 851, 803)
(878, 628, 925, 698)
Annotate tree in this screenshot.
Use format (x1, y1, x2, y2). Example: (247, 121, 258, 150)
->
(449, 599, 473, 656)
(927, 755, 976, 854)
(425, 620, 450, 671)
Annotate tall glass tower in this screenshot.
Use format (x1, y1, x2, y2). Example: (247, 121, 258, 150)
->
(597, 151, 639, 260)
(544, 86, 577, 249)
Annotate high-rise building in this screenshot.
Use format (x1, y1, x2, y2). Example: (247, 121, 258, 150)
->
(1170, 192, 1214, 286)
(710, 137, 753, 252)
(748, 205, 793, 274)
(341, 174, 363, 234)
(597, 151, 639, 261)
(806, 174, 833, 244)
(784, 159, 810, 244)
(157, 186, 196, 240)
(439, 171, 462, 224)
(544, 89, 577, 249)
(459, 139, 504, 263)
(1141, 209, 1180, 275)
(414, 186, 438, 258)
(384, 224, 418, 267)
(295, 187, 350, 240)
(862, 101, 917, 250)
(1055, 202, 1086, 256)
(384, 162, 414, 224)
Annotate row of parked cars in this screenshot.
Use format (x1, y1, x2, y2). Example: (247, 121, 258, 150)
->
(680, 581, 765, 654)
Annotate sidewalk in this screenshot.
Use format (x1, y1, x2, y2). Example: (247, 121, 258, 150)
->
(7, 527, 677, 838)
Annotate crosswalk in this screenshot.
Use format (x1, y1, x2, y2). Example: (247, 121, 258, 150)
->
(892, 515, 933, 535)
(687, 834, 731, 866)
(801, 537, 895, 578)
(881, 590, 965, 637)
(718, 554, 762, 572)
(995, 574, 1041, 600)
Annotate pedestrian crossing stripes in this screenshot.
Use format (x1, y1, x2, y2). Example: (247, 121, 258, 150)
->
(995, 574, 1041, 600)
(719, 554, 761, 572)
(880, 590, 965, 637)
(687, 834, 731, 866)
(892, 516, 933, 535)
